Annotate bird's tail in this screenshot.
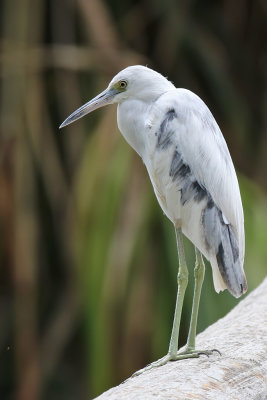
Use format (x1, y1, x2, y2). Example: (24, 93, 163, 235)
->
(214, 222, 247, 298)
(203, 203, 247, 298)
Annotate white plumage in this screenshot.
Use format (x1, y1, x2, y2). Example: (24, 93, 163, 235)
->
(115, 66, 246, 297)
(60, 65, 247, 370)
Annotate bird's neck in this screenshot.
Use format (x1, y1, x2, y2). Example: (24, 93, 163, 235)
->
(117, 99, 151, 159)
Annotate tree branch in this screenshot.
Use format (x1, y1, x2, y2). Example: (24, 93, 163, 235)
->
(95, 278, 267, 399)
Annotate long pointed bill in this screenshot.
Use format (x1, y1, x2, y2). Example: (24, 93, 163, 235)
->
(59, 88, 118, 129)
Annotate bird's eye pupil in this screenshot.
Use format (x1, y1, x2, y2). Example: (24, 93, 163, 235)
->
(120, 81, 127, 88)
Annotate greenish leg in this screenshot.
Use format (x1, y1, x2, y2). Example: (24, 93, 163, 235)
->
(185, 247, 205, 351)
(168, 227, 189, 356)
(132, 237, 221, 377)
(178, 247, 221, 358)
(133, 226, 190, 376)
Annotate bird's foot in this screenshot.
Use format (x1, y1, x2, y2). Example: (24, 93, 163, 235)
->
(177, 349, 222, 360)
(132, 348, 221, 377)
(177, 347, 221, 358)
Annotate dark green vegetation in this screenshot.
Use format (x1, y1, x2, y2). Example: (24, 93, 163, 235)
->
(0, 0, 266, 399)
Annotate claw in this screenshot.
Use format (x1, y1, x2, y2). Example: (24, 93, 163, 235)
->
(211, 348, 222, 356)
(198, 351, 210, 357)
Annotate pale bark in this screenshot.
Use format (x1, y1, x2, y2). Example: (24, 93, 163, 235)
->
(95, 278, 267, 400)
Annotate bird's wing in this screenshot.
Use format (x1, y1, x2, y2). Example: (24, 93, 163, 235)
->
(151, 88, 244, 264)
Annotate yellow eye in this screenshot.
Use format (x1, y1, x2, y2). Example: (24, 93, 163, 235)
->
(119, 80, 127, 89)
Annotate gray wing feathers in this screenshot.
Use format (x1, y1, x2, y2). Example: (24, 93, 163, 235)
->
(202, 200, 247, 297)
(154, 89, 246, 296)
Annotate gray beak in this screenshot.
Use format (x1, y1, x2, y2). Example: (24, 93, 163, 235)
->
(59, 88, 118, 129)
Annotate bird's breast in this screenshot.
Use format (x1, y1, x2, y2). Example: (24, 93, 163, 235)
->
(117, 100, 150, 158)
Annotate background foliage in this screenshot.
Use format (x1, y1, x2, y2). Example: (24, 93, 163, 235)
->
(0, 0, 266, 399)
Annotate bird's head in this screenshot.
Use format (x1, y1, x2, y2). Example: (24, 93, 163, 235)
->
(59, 65, 174, 128)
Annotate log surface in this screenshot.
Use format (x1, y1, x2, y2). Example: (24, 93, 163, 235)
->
(95, 278, 267, 400)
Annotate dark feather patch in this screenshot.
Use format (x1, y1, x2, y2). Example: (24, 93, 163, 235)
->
(192, 181, 207, 203)
(156, 109, 177, 149)
(216, 243, 227, 281)
(169, 148, 208, 205)
(202, 199, 244, 297)
(227, 225, 239, 263)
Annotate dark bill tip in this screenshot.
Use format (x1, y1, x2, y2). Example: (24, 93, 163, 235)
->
(59, 88, 118, 130)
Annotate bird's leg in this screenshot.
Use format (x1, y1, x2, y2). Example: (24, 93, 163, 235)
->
(133, 244, 221, 376)
(133, 227, 190, 376)
(185, 247, 205, 351)
(177, 248, 220, 358)
(168, 226, 189, 357)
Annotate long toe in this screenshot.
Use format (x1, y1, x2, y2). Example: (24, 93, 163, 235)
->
(132, 354, 173, 377)
(132, 348, 221, 377)
(177, 348, 221, 359)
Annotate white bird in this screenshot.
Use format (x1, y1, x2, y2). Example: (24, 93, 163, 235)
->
(60, 65, 247, 373)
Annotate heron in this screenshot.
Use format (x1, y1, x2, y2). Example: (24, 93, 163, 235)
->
(60, 65, 247, 374)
